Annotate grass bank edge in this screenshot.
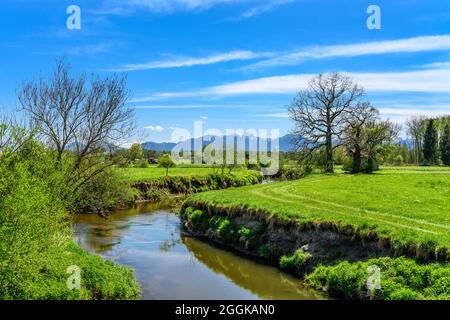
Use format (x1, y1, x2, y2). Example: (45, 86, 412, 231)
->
(131, 170, 263, 201)
(182, 196, 450, 262)
(180, 203, 450, 300)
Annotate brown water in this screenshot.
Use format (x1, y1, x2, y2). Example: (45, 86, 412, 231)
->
(73, 204, 325, 300)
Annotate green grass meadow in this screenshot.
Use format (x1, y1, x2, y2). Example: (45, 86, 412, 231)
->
(119, 165, 253, 183)
(186, 167, 450, 255)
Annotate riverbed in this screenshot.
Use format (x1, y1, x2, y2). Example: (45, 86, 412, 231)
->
(74, 204, 325, 300)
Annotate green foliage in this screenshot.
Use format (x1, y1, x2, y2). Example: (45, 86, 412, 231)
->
(440, 123, 450, 166)
(158, 154, 176, 176)
(135, 159, 149, 168)
(0, 146, 140, 299)
(208, 216, 238, 242)
(365, 157, 378, 173)
(75, 167, 139, 213)
(423, 119, 439, 165)
(279, 249, 312, 271)
(272, 166, 306, 180)
(306, 261, 367, 299)
(306, 257, 450, 300)
(393, 155, 404, 166)
(241, 222, 268, 249)
(129, 143, 144, 161)
(185, 208, 210, 231)
(144, 188, 169, 202)
(238, 226, 252, 239)
(137, 171, 262, 198)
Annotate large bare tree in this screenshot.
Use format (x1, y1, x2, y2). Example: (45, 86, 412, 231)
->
(17, 59, 135, 195)
(288, 73, 364, 173)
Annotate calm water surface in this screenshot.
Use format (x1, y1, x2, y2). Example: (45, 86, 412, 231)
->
(73, 204, 325, 300)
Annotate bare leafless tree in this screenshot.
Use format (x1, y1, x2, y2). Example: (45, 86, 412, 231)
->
(288, 73, 365, 173)
(406, 116, 427, 165)
(17, 59, 135, 195)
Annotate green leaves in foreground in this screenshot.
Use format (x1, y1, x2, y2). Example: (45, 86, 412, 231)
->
(306, 257, 450, 300)
(0, 144, 140, 300)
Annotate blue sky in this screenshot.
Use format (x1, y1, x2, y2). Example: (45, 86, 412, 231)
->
(0, 0, 450, 143)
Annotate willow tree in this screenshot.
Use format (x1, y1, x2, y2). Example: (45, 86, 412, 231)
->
(288, 73, 364, 173)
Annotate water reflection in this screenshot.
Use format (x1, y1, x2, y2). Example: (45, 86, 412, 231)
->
(73, 204, 326, 300)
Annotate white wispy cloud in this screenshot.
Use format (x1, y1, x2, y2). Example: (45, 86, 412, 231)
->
(144, 125, 165, 132)
(256, 106, 450, 123)
(256, 113, 289, 118)
(133, 103, 268, 109)
(378, 107, 450, 124)
(96, 0, 290, 17)
(420, 61, 450, 69)
(135, 67, 450, 100)
(243, 35, 450, 70)
(235, 0, 295, 20)
(110, 50, 272, 72)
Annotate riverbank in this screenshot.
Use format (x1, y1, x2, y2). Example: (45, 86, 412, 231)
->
(131, 170, 263, 203)
(180, 169, 450, 300)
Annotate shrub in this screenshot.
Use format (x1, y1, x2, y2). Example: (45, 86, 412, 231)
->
(279, 249, 312, 271)
(75, 167, 138, 214)
(0, 153, 140, 299)
(216, 217, 237, 242)
(136, 159, 149, 168)
(238, 226, 252, 239)
(306, 257, 450, 300)
(187, 209, 209, 231)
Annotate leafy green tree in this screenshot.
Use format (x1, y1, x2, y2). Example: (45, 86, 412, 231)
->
(342, 102, 379, 173)
(158, 154, 175, 176)
(129, 143, 144, 161)
(440, 123, 450, 166)
(422, 119, 439, 165)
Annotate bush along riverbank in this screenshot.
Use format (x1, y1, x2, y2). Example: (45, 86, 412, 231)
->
(180, 200, 450, 300)
(0, 151, 140, 300)
(133, 171, 263, 203)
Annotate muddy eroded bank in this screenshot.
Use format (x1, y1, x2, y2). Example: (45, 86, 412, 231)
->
(180, 200, 394, 275)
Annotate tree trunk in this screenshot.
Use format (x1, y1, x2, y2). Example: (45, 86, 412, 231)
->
(352, 146, 362, 173)
(325, 132, 334, 173)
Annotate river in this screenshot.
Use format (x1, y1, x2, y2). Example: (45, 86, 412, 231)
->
(73, 203, 325, 300)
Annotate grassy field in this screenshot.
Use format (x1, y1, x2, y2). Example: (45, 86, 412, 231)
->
(186, 167, 450, 256)
(118, 165, 252, 183)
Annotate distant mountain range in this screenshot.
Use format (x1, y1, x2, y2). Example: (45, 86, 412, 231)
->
(141, 134, 298, 152)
